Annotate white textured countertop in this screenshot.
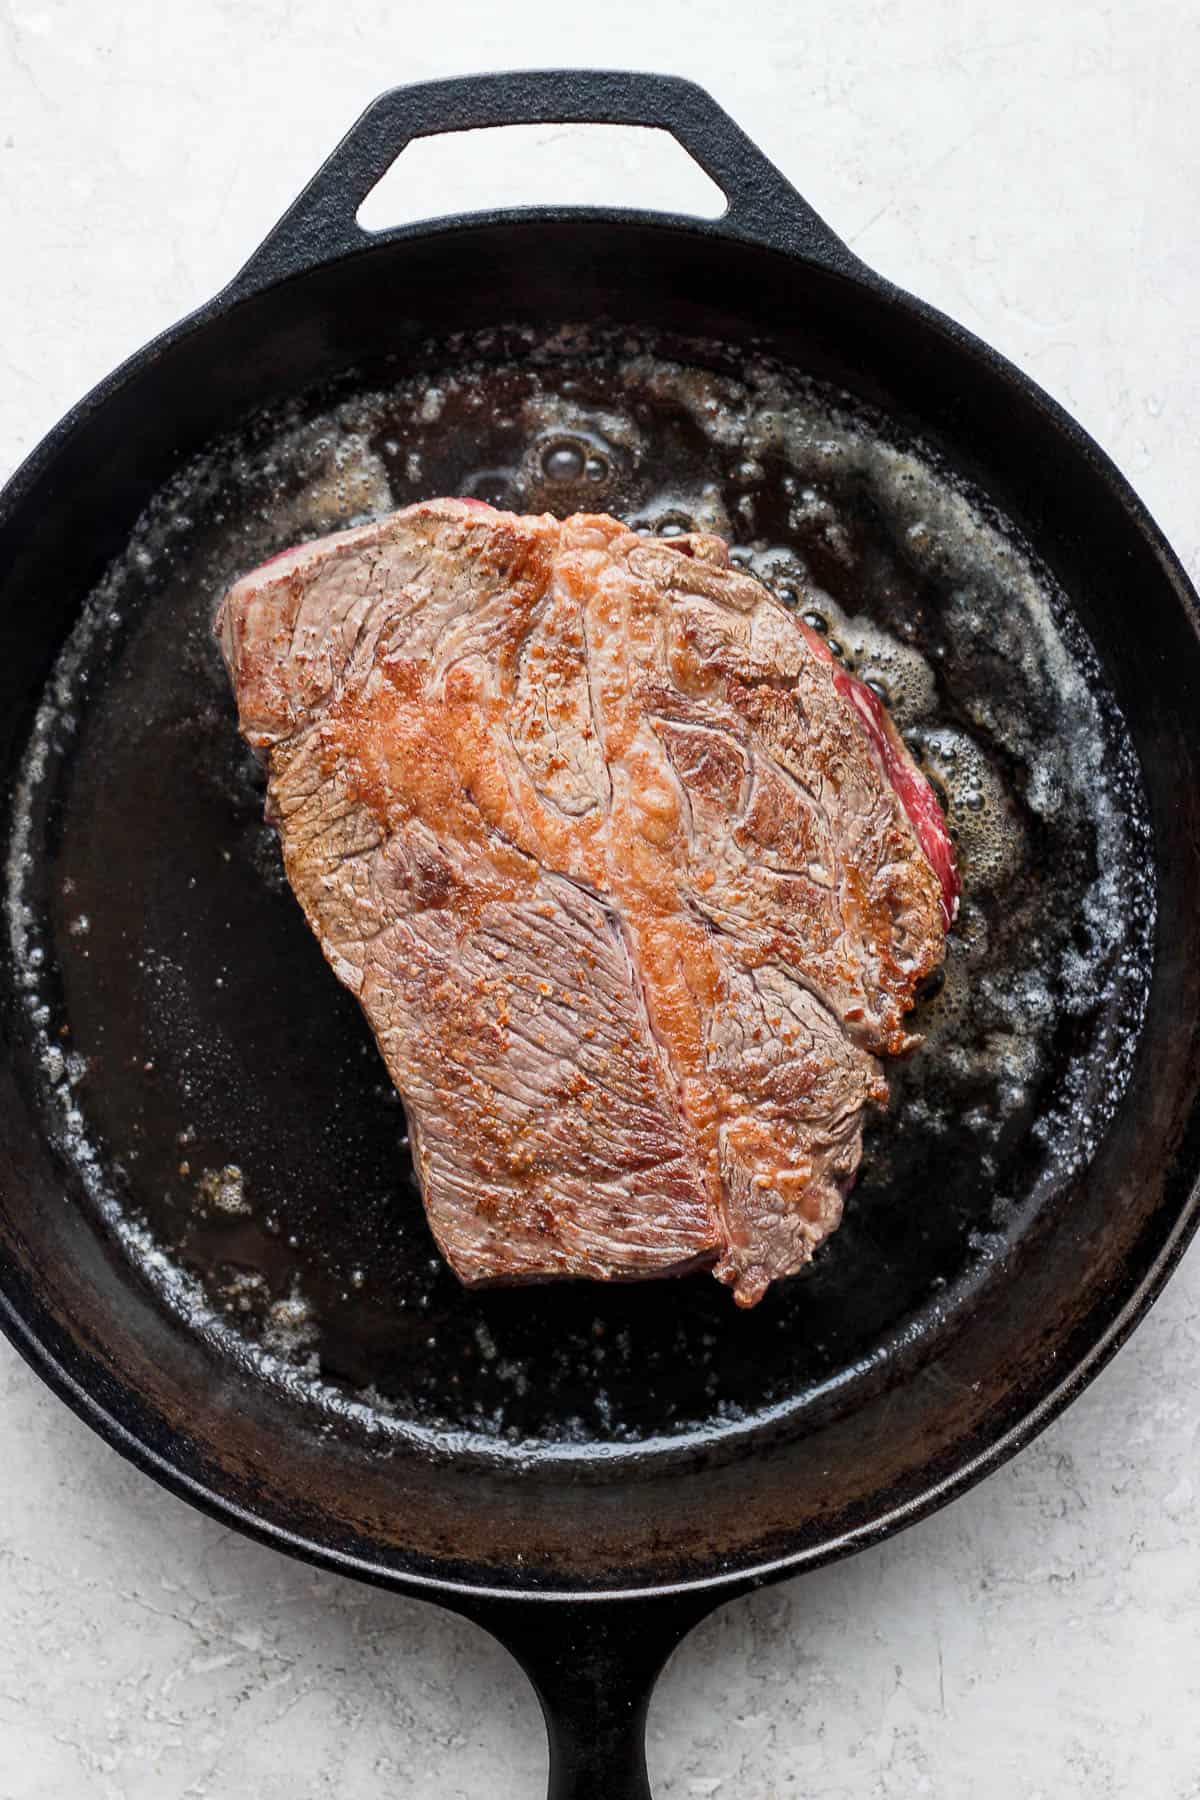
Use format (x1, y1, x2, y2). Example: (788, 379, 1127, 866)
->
(3, 3, 1199, 1795)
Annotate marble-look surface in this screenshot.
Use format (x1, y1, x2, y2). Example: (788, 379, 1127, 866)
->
(2, 2, 1199, 1794)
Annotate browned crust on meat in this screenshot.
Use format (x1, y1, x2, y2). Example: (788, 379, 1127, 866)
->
(218, 500, 948, 1306)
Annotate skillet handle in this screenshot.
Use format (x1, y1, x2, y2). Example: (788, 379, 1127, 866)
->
(225, 69, 859, 301)
(458, 1590, 721, 1799)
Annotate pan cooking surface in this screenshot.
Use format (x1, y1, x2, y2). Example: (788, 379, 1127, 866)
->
(4, 326, 1154, 1467)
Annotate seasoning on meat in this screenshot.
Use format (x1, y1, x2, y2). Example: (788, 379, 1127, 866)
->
(217, 500, 957, 1306)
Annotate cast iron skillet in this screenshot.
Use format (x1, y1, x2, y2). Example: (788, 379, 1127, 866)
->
(2, 71, 1200, 1798)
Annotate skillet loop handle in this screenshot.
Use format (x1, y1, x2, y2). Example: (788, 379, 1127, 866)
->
(225, 69, 858, 300)
(461, 1591, 718, 1800)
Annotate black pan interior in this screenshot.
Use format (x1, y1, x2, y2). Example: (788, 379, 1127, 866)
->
(2, 222, 1199, 1591)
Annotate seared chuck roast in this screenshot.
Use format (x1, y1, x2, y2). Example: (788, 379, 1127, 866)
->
(218, 500, 957, 1306)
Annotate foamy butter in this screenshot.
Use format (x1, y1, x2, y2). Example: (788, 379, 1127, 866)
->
(255, 424, 393, 541)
